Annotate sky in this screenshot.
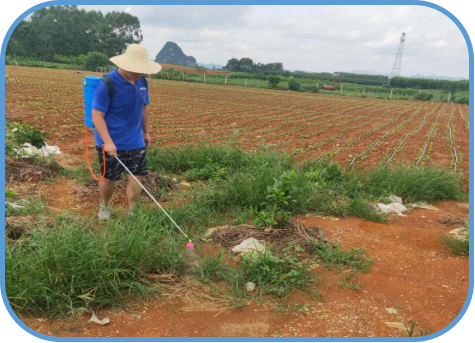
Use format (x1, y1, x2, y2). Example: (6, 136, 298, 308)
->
(79, 5, 469, 78)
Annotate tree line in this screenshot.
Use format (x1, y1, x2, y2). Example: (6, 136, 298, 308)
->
(389, 76, 468, 91)
(7, 5, 142, 61)
(224, 58, 284, 73)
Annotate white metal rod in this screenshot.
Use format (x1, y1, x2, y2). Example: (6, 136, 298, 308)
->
(114, 155, 190, 240)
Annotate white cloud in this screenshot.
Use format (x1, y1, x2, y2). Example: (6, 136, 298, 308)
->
(78, 4, 468, 78)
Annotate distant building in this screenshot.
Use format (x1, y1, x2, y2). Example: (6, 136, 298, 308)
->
(333, 72, 340, 77)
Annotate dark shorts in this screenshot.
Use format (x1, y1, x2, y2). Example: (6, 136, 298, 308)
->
(96, 146, 148, 181)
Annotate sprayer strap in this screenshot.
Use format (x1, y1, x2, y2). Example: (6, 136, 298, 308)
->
(102, 74, 148, 98)
(102, 75, 115, 97)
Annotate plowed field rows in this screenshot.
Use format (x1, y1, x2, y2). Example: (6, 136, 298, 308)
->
(5, 66, 470, 180)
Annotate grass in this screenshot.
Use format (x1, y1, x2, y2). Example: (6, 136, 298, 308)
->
(146, 145, 466, 227)
(147, 143, 293, 179)
(5, 198, 45, 217)
(442, 212, 469, 257)
(6, 212, 187, 317)
(350, 164, 467, 203)
(405, 321, 430, 337)
(196, 250, 227, 283)
(442, 234, 469, 256)
(312, 241, 373, 272)
(194, 249, 316, 299)
(5, 57, 82, 70)
(65, 161, 102, 184)
(240, 251, 314, 297)
(6, 144, 467, 316)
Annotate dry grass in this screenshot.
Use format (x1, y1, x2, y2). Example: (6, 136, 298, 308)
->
(153, 275, 231, 315)
(207, 221, 327, 252)
(5, 156, 59, 183)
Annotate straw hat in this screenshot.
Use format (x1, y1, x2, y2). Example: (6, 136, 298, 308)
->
(110, 44, 162, 74)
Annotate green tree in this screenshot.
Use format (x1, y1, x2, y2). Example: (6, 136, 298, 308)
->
(6, 20, 32, 56)
(224, 58, 240, 71)
(239, 58, 254, 73)
(7, 5, 143, 61)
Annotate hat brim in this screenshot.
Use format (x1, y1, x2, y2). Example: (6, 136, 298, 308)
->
(110, 55, 162, 74)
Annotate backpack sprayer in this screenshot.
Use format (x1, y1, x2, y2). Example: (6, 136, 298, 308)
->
(82, 76, 198, 270)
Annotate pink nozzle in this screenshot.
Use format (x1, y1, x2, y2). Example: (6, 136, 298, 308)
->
(186, 242, 195, 248)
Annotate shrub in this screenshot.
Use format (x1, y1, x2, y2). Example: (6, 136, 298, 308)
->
(5, 121, 48, 157)
(267, 75, 282, 89)
(84, 51, 110, 71)
(288, 78, 301, 91)
(413, 92, 434, 101)
(252, 170, 299, 227)
(452, 93, 469, 104)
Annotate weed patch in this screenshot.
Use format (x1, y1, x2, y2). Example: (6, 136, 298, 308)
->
(442, 235, 469, 256)
(5, 214, 186, 317)
(312, 241, 372, 272)
(238, 251, 314, 297)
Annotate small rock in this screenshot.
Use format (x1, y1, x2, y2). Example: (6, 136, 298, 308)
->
(437, 213, 467, 225)
(385, 307, 398, 314)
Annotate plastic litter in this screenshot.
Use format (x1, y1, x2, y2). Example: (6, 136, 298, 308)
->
(407, 202, 439, 211)
(232, 238, 266, 254)
(246, 282, 256, 292)
(387, 195, 403, 204)
(14, 143, 62, 157)
(89, 313, 110, 325)
(376, 203, 407, 217)
(6, 201, 24, 210)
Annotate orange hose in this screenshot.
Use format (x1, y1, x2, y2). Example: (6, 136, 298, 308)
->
(84, 125, 106, 181)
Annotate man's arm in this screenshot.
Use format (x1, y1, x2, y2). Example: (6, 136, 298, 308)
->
(143, 105, 151, 146)
(92, 109, 117, 156)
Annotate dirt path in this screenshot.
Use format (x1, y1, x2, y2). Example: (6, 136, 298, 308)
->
(18, 199, 469, 338)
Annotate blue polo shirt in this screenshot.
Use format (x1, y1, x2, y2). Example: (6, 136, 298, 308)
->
(92, 68, 150, 150)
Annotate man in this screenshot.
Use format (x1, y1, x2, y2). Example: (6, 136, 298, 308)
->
(92, 44, 162, 220)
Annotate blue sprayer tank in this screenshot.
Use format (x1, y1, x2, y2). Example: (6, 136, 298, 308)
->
(82, 76, 101, 128)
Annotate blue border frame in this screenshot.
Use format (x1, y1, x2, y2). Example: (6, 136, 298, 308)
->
(1, 1, 473, 341)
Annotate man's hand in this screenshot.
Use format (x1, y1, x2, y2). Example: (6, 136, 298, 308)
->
(104, 142, 117, 156)
(144, 132, 151, 147)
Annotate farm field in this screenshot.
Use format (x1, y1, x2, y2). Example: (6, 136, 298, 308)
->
(5, 66, 470, 183)
(4, 66, 471, 338)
